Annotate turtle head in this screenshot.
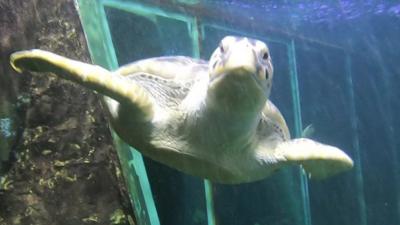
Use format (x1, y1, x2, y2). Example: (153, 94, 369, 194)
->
(207, 36, 273, 113)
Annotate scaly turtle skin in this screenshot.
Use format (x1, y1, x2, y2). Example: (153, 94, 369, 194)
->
(10, 36, 353, 184)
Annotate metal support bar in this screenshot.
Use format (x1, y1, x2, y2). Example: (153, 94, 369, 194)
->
(201, 23, 290, 45)
(76, 1, 160, 224)
(111, 132, 160, 225)
(344, 54, 367, 225)
(204, 180, 216, 225)
(189, 16, 217, 225)
(102, 0, 194, 23)
(287, 39, 312, 225)
(91, 1, 216, 225)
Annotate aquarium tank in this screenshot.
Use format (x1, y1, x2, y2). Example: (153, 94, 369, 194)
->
(1, 0, 400, 225)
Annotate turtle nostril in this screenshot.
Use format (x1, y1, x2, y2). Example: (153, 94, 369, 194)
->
(219, 44, 224, 53)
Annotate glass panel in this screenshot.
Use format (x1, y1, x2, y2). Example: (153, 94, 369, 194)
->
(104, 7, 193, 63)
(352, 54, 399, 225)
(201, 25, 306, 225)
(77, 1, 400, 225)
(76, 1, 158, 224)
(104, 6, 207, 225)
(295, 44, 363, 225)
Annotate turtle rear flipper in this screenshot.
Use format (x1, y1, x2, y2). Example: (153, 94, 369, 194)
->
(10, 49, 153, 121)
(277, 138, 353, 179)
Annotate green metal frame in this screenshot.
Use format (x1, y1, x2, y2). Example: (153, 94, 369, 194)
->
(200, 22, 312, 225)
(75, 1, 366, 225)
(287, 39, 312, 225)
(76, 1, 160, 224)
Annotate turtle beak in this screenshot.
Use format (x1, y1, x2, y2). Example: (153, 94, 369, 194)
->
(223, 44, 258, 76)
(211, 42, 262, 87)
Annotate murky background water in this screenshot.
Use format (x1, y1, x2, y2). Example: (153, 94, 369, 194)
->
(1, 1, 400, 225)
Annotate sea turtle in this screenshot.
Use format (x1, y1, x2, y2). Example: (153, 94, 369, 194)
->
(10, 36, 353, 184)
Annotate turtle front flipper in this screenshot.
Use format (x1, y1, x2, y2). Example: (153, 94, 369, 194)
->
(10, 49, 153, 121)
(276, 138, 353, 179)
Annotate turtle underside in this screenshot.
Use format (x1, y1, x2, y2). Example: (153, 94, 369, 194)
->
(10, 39, 354, 184)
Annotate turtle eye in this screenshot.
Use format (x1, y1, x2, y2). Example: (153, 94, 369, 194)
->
(212, 60, 218, 69)
(262, 52, 269, 60)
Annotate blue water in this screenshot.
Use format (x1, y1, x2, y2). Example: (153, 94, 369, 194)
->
(1, 0, 398, 225)
(101, 1, 400, 225)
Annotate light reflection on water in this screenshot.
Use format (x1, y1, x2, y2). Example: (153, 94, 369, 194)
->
(204, 1, 400, 23)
